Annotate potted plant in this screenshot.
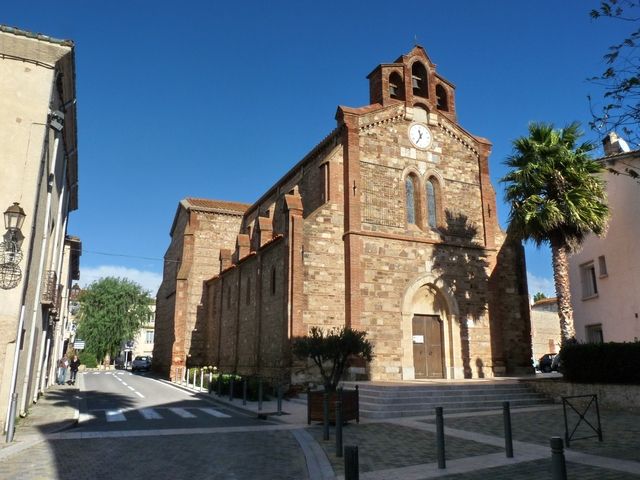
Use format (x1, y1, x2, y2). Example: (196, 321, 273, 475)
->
(292, 326, 373, 424)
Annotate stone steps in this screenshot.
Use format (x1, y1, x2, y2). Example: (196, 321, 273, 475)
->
(354, 382, 552, 419)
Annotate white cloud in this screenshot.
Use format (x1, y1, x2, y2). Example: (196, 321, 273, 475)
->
(527, 271, 555, 299)
(79, 265, 162, 296)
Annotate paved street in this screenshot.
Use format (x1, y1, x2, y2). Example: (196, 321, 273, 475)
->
(1, 374, 640, 479)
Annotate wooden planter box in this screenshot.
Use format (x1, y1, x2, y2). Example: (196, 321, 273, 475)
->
(307, 387, 359, 424)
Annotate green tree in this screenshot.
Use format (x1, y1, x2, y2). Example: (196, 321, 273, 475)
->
(533, 292, 547, 303)
(292, 327, 373, 392)
(77, 277, 152, 364)
(589, 0, 640, 154)
(501, 122, 608, 342)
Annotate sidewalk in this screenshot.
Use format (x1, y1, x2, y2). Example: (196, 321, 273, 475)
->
(0, 382, 80, 460)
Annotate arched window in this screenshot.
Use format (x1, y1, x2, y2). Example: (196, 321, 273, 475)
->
(389, 72, 404, 100)
(411, 62, 428, 98)
(426, 178, 440, 228)
(405, 175, 418, 225)
(436, 84, 448, 111)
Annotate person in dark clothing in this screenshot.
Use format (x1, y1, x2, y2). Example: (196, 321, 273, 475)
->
(69, 355, 81, 385)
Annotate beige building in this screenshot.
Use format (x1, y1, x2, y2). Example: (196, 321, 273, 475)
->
(569, 134, 640, 343)
(0, 26, 80, 433)
(530, 297, 561, 362)
(155, 46, 532, 384)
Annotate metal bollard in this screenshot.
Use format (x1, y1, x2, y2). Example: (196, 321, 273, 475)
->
(323, 392, 330, 441)
(503, 401, 514, 458)
(258, 377, 263, 411)
(336, 396, 343, 457)
(436, 406, 446, 469)
(208, 372, 213, 394)
(243, 379, 247, 406)
(200, 370, 204, 392)
(229, 377, 234, 401)
(550, 437, 567, 480)
(277, 385, 283, 415)
(344, 445, 359, 480)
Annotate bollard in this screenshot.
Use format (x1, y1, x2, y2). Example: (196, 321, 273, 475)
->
(436, 406, 446, 469)
(323, 392, 330, 441)
(5, 392, 18, 443)
(200, 370, 204, 391)
(186, 369, 190, 388)
(550, 437, 567, 480)
(277, 385, 283, 415)
(336, 396, 343, 457)
(229, 377, 234, 401)
(258, 377, 263, 411)
(503, 401, 514, 458)
(208, 372, 213, 394)
(243, 379, 247, 406)
(344, 445, 359, 480)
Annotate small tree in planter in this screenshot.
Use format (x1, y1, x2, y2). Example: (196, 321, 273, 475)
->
(292, 326, 373, 423)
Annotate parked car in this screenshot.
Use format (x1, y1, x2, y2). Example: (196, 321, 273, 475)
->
(131, 355, 152, 372)
(538, 353, 556, 373)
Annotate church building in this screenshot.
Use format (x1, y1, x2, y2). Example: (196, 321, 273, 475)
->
(154, 46, 532, 384)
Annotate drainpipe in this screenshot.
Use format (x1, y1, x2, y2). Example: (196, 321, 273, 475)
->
(19, 129, 61, 416)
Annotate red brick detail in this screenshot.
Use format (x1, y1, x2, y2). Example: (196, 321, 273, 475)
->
(235, 234, 250, 260)
(285, 193, 305, 337)
(257, 217, 273, 247)
(219, 249, 232, 271)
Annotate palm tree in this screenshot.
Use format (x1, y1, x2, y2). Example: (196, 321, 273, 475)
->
(501, 122, 608, 342)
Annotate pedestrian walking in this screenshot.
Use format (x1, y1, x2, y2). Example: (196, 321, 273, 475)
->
(69, 354, 81, 385)
(57, 355, 69, 385)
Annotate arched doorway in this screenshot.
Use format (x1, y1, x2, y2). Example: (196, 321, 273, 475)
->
(401, 275, 462, 380)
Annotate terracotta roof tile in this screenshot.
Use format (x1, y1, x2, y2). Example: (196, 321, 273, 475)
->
(185, 197, 251, 213)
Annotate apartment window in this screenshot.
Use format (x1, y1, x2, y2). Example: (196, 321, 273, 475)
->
(598, 255, 608, 277)
(585, 324, 603, 344)
(145, 330, 154, 344)
(580, 262, 598, 299)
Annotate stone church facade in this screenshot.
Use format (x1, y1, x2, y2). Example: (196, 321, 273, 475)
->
(154, 46, 532, 383)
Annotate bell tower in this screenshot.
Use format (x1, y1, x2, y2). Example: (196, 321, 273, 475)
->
(366, 45, 457, 122)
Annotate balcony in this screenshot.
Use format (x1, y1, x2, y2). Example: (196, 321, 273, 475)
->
(41, 270, 57, 307)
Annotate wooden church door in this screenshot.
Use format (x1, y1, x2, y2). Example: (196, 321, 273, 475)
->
(412, 314, 444, 379)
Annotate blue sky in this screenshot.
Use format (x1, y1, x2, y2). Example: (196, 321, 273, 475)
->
(3, 1, 628, 296)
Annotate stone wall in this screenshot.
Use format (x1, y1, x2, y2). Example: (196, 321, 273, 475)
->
(523, 378, 640, 410)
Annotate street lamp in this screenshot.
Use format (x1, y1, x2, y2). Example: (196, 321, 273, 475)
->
(4, 202, 26, 234)
(1, 202, 27, 289)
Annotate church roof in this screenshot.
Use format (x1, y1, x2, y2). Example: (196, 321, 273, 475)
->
(184, 197, 250, 213)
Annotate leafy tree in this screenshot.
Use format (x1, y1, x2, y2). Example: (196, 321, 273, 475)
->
(77, 277, 152, 364)
(292, 327, 373, 392)
(533, 292, 547, 303)
(501, 122, 608, 342)
(589, 0, 640, 153)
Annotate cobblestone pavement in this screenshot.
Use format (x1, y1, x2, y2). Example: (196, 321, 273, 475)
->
(439, 460, 640, 480)
(422, 406, 640, 462)
(0, 430, 309, 480)
(309, 422, 501, 476)
(3, 377, 640, 479)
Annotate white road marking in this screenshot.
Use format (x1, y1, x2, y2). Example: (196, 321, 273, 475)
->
(106, 409, 126, 422)
(169, 408, 196, 418)
(135, 391, 144, 398)
(139, 408, 163, 420)
(127, 386, 135, 391)
(200, 408, 230, 418)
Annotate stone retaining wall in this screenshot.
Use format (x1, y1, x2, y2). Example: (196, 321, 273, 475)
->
(522, 378, 640, 410)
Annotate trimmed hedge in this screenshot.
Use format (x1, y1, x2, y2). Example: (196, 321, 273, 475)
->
(562, 342, 640, 384)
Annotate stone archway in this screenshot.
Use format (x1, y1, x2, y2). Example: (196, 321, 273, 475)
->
(400, 273, 463, 380)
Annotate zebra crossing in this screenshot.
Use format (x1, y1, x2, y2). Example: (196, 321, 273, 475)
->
(84, 406, 231, 423)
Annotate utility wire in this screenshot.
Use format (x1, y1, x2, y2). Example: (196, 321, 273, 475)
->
(67, 247, 180, 263)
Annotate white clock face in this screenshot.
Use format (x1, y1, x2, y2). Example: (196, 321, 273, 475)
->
(409, 123, 432, 149)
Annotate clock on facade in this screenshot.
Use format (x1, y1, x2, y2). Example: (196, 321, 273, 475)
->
(409, 123, 432, 149)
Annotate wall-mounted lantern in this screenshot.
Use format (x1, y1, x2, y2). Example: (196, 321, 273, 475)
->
(0, 202, 27, 289)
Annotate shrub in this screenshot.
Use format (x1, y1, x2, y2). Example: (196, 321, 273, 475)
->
(562, 342, 640, 384)
(78, 350, 98, 369)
